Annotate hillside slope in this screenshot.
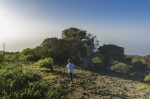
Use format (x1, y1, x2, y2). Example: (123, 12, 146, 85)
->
(28, 65, 150, 99)
(67, 71, 150, 99)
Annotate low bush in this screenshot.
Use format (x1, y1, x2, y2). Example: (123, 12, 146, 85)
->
(45, 84, 66, 99)
(0, 64, 66, 98)
(90, 57, 104, 70)
(0, 64, 41, 98)
(35, 58, 53, 70)
(4, 54, 19, 62)
(144, 73, 150, 83)
(111, 62, 132, 73)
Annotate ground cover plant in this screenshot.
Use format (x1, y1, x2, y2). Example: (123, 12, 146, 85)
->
(0, 63, 66, 99)
(0, 59, 150, 99)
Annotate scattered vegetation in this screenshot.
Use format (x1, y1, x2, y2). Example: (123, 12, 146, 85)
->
(0, 64, 66, 99)
(1, 27, 150, 98)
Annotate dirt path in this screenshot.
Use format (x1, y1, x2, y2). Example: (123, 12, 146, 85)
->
(67, 70, 150, 99)
(94, 75, 150, 99)
(31, 66, 150, 99)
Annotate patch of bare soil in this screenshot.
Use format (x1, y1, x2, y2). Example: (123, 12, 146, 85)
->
(30, 66, 150, 99)
(67, 69, 150, 99)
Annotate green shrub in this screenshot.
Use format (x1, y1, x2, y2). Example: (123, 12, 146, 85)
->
(0, 64, 42, 98)
(144, 73, 150, 82)
(0, 64, 66, 98)
(141, 55, 150, 66)
(18, 48, 39, 62)
(18, 54, 28, 61)
(35, 58, 53, 70)
(19, 81, 49, 99)
(45, 84, 66, 99)
(4, 54, 19, 62)
(0, 65, 41, 88)
(131, 55, 142, 63)
(91, 57, 102, 64)
(91, 57, 103, 70)
(111, 62, 132, 73)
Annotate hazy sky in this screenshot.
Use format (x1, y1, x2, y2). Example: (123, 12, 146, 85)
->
(0, 0, 150, 56)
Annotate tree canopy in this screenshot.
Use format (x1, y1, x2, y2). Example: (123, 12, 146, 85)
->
(61, 27, 87, 40)
(5, 27, 127, 68)
(98, 44, 125, 66)
(35, 37, 86, 64)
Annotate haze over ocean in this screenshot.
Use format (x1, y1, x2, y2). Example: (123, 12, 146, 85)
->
(0, 0, 150, 56)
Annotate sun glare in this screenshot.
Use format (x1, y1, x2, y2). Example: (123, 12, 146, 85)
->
(0, 6, 20, 42)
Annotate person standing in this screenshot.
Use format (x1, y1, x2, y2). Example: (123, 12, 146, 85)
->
(66, 59, 75, 82)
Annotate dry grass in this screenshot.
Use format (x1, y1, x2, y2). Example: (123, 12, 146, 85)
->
(21, 64, 150, 99)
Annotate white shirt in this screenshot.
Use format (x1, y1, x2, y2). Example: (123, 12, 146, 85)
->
(66, 63, 75, 73)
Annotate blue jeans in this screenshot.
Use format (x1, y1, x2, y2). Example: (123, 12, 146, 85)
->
(69, 73, 73, 82)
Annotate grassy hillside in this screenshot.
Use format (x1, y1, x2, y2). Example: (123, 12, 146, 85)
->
(1, 62, 150, 99)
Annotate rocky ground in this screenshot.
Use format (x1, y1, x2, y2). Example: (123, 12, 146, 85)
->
(25, 65, 150, 99)
(66, 69, 150, 99)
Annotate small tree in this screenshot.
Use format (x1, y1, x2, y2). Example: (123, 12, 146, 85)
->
(98, 44, 125, 67)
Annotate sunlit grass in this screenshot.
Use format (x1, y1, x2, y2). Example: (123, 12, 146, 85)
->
(5, 62, 150, 99)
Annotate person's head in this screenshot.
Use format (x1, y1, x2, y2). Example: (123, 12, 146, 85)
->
(68, 59, 72, 63)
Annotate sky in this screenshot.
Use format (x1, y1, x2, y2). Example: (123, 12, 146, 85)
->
(0, 0, 150, 56)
